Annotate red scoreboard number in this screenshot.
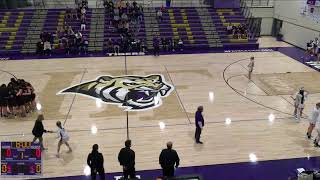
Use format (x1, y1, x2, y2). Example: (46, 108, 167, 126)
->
(1, 164, 12, 173)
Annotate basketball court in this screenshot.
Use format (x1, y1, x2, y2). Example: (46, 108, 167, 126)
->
(0, 38, 319, 179)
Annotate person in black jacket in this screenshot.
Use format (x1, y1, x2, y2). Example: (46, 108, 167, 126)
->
(159, 141, 180, 179)
(118, 140, 136, 179)
(87, 144, 105, 180)
(32, 114, 52, 151)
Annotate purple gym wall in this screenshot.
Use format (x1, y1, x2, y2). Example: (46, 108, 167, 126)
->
(214, 0, 240, 8)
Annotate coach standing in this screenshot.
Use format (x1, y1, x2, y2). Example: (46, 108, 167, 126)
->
(118, 140, 136, 179)
(159, 142, 180, 178)
(195, 106, 204, 144)
(32, 114, 51, 151)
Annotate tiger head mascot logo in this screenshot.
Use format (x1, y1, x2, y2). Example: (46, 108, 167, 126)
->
(57, 74, 174, 111)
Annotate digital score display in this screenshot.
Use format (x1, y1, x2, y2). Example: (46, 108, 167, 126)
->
(1, 142, 42, 176)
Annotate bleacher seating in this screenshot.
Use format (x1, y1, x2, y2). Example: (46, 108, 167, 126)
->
(0, 7, 258, 58)
(0, 9, 33, 55)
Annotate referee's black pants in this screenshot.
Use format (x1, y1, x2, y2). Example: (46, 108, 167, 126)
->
(195, 127, 202, 142)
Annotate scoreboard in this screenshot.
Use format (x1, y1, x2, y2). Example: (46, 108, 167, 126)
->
(1, 142, 42, 176)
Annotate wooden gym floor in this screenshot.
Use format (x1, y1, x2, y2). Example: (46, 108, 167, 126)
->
(1, 38, 319, 179)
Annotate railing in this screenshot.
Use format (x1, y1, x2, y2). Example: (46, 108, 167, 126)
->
(27, 0, 210, 9)
(242, 0, 274, 7)
(240, 0, 262, 38)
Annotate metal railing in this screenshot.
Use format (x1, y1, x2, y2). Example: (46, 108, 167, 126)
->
(242, 0, 274, 7)
(30, 0, 210, 9)
(240, 0, 262, 38)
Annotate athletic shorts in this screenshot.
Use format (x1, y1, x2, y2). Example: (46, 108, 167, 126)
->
(0, 98, 5, 106)
(8, 97, 17, 107)
(16, 96, 25, 106)
(309, 118, 317, 124)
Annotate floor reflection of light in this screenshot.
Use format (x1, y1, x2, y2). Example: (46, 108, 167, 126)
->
(209, 91, 214, 102)
(249, 153, 258, 162)
(84, 165, 91, 176)
(91, 125, 98, 135)
(159, 121, 166, 130)
(268, 113, 275, 123)
(225, 118, 231, 125)
(307, 154, 310, 160)
(36, 102, 42, 111)
(96, 99, 102, 108)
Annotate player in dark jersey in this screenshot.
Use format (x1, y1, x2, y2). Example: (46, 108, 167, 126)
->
(0, 84, 8, 117)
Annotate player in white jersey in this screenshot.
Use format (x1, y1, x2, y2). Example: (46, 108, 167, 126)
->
(307, 103, 320, 139)
(292, 87, 309, 121)
(314, 108, 320, 147)
(56, 121, 72, 157)
(247, 56, 255, 80)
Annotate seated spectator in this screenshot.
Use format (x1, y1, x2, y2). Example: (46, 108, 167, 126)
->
(106, 38, 113, 53)
(36, 41, 44, 55)
(153, 36, 160, 56)
(121, 13, 128, 21)
(161, 38, 167, 51)
(67, 26, 75, 36)
(157, 9, 163, 22)
(113, 39, 120, 55)
(177, 38, 184, 51)
(72, 8, 78, 20)
(79, 37, 88, 54)
(43, 41, 52, 56)
(141, 39, 146, 52)
(226, 23, 233, 34)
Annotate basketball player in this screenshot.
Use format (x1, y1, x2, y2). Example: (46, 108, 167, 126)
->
(314, 112, 320, 147)
(0, 84, 8, 117)
(247, 57, 255, 80)
(307, 103, 320, 139)
(292, 87, 309, 121)
(56, 121, 72, 158)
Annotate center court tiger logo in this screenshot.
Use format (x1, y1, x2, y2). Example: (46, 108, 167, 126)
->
(57, 74, 174, 111)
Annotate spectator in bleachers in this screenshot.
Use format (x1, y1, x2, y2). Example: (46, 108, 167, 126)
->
(313, 37, 319, 55)
(153, 36, 160, 56)
(43, 41, 52, 56)
(80, 17, 86, 31)
(81, 0, 88, 8)
(177, 38, 184, 51)
(66, 7, 72, 19)
(79, 37, 88, 55)
(67, 26, 75, 36)
(226, 23, 233, 34)
(141, 39, 147, 53)
(113, 39, 120, 55)
(106, 38, 113, 54)
(303, 40, 314, 61)
(161, 38, 167, 51)
(36, 41, 44, 55)
(157, 9, 163, 22)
